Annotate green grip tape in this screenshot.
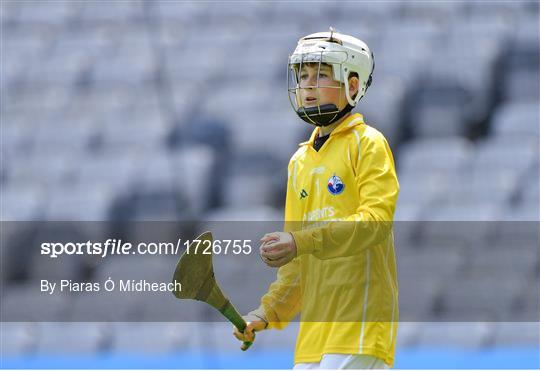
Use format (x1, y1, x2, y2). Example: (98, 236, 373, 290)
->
(221, 301, 253, 351)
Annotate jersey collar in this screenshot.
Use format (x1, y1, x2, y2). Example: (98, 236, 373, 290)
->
(299, 113, 365, 147)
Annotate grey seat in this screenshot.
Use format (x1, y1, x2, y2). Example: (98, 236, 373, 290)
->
(5, 85, 68, 114)
(465, 246, 538, 280)
(489, 217, 540, 247)
(43, 183, 114, 221)
(1, 223, 40, 282)
(222, 173, 281, 209)
(107, 151, 194, 221)
(222, 151, 284, 209)
(9, 149, 77, 189)
(66, 291, 143, 322)
(491, 101, 540, 138)
(445, 169, 521, 206)
(398, 245, 465, 279)
(75, 1, 144, 23)
(509, 204, 540, 222)
(396, 138, 472, 220)
(377, 26, 435, 87)
(24, 47, 87, 87)
(163, 41, 226, 85)
(517, 293, 540, 322)
(170, 145, 217, 214)
(473, 137, 538, 175)
(1, 184, 45, 220)
(32, 114, 97, 153)
(14, 0, 75, 24)
(0, 322, 37, 356)
(200, 85, 298, 161)
(96, 108, 168, 150)
(398, 245, 465, 320)
(35, 323, 107, 354)
(110, 323, 190, 354)
(397, 270, 443, 321)
(415, 322, 492, 348)
(422, 202, 503, 221)
(90, 45, 155, 86)
(440, 273, 524, 321)
(438, 138, 537, 206)
(131, 150, 176, 190)
(399, 1, 463, 19)
(247, 109, 303, 164)
(336, 1, 402, 21)
(520, 176, 540, 207)
(503, 69, 540, 104)
(395, 322, 421, 348)
(1, 117, 35, 158)
(393, 200, 425, 222)
(73, 151, 141, 191)
(1, 285, 69, 321)
(411, 81, 476, 138)
(398, 137, 472, 174)
(500, 16, 540, 103)
(153, 1, 208, 23)
(397, 172, 454, 204)
(360, 76, 407, 146)
(425, 18, 508, 125)
(492, 322, 540, 346)
(202, 206, 283, 222)
(465, 0, 535, 17)
(419, 204, 501, 247)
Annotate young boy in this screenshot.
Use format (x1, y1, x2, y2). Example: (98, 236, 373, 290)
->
(233, 29, 399, 369)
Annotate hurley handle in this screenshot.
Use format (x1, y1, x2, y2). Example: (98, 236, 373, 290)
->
(220, 300, 253, 351)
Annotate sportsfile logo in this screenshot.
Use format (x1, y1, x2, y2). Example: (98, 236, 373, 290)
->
(40, 238, 252, 258)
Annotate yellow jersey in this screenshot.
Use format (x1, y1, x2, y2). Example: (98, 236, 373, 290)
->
(256, 113, 400, 367)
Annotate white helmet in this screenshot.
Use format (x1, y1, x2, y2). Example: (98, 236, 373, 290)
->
(288, 28, 375, 126)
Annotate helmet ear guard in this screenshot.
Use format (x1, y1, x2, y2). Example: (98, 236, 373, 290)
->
(366, 50, 375, 89)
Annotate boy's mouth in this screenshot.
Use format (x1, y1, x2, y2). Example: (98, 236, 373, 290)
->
(304, 97, 318, 106)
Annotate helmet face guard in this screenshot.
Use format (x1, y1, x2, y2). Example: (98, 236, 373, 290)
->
(287, 51, 353, 127)
(287, 29, 374, 127)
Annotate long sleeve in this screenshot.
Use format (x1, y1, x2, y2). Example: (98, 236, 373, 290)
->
(291, 130, 399, 260)
(254, 160, 302, 330)
(257, 257, 301, 329)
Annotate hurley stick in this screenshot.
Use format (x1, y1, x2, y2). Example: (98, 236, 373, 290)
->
(172, 231, 253, 350)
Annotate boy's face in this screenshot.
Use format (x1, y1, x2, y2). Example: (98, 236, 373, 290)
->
(297, 63, 356, 111)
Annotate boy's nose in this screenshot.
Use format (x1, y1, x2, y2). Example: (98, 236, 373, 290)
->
(303, 75, 318, 88)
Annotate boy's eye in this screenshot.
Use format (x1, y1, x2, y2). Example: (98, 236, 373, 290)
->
(300, 73, 327, 80)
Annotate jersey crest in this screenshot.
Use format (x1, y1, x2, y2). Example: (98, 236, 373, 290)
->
(327, 174, 345, 195)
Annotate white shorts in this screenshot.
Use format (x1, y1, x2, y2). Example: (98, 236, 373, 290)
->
(293, 354, 390, 370)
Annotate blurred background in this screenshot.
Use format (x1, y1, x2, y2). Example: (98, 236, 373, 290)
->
(1, 0, 539, 368)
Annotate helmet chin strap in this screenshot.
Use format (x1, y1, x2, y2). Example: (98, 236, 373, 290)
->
(296, 103, 354, 127)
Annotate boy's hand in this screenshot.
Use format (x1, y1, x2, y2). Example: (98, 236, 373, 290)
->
(232, 319, 267, 350)
(259, 232, 297, 267)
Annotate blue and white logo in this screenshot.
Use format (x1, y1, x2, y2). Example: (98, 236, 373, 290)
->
(327, 174, 345, 195)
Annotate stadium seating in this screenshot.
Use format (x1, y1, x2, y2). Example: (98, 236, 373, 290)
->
(1, 0, 538, 361)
